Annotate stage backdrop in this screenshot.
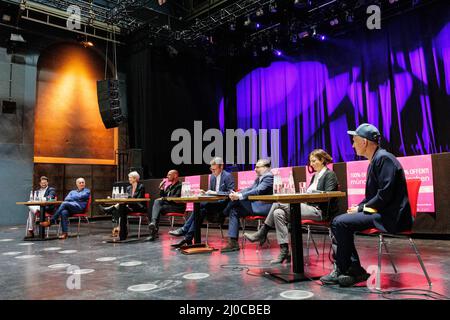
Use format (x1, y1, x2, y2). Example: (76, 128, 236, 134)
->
(34, 42, 117, 165)
(224, 2, 450, 169)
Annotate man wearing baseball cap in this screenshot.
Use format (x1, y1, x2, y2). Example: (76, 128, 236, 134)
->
(320, 123, 413, 287)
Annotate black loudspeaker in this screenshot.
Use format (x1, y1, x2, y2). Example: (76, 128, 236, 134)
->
(97, 79, 127, 129)
(127, 149, 142, 169)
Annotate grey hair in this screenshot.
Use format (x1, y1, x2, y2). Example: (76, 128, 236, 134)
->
(210, 157, 224, 165)
(128, 171, 140, 181)
(76, 177, 85, 183)
(256, 158, 271, 168)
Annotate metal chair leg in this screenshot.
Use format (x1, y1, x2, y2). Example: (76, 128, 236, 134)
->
(170, 216, 175, 229)
(205, 223, 209, 244)
(409, 237, 432, 287)
(77, 217, 81, 237)
(137, 217, 142, 239)
(220, 224, 224, 239)
(310, 231, 320, 256)
(376, 234, 383, 290)
(382, 239, 398, 273)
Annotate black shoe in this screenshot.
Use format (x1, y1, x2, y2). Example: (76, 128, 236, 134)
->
(147, 223, 158, 241)
(169, 228, 185, 237)
(320, 264, 341, 285)
(171, 239, 192, 248)
(270, 245, 291, 264)
(338, 265, 370, 287)
(99, 206, 114, 215)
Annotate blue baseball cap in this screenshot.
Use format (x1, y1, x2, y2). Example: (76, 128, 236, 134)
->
(347, 123, 381, 142)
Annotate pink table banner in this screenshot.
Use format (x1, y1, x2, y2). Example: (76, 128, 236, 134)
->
(184, 175, 201, 212)
(346, 160, 370, 208)
(305, 164, 334, 187)
(398, 155, 435, 212)
(237, 170, 257, 191)
(346, 155, 434, 212)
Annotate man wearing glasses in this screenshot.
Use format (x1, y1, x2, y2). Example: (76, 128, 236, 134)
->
(169, 157, 235, 247)
(221, 158, 274, 253)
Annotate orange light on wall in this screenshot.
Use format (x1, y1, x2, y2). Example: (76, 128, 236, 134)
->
(34, 43, 117, 165)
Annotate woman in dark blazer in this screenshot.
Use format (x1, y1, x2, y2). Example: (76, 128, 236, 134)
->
(100, 171, 146, 239)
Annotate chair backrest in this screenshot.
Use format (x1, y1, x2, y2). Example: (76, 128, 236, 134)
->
(406, 179, 421, 218)
(145, 193, 150, 199)
(82, 195, 92, 214)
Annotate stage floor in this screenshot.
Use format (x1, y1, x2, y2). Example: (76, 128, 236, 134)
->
(0, 221, 449, 300)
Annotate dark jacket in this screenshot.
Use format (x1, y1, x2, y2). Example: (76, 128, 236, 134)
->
(160, 180, 186, 211)
(209, 170, 235, 204)
(126, 183, 146, 212)
(308, 169, 339, 220)
(37, 186, 56, 212)
(241, 172, 274, 215)
(358, 148, 413, 233)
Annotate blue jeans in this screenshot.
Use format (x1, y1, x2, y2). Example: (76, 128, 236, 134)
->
(182, 202, 227, 241)
(224, 200, 267, 238)
(331, 212, 378, 272)
(51, 202, 84, 233)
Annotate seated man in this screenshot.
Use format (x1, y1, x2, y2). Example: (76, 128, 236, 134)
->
(170, 157, 235, 248)
(221, 158, 274, 253)
(26, 176, 56, 238)
(244, 149, 339, 264)
(40, 177, 91, 240)
(320, 123, 413, 287)
(147, 170, 185, 241)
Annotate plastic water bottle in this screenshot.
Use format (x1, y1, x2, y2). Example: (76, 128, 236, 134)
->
(112, 187, 117, 199)
(120, 187, 124, 199)
(34, 191, 39, 201)
(29, 191, 34, 201)
(288, 172, 295, 194)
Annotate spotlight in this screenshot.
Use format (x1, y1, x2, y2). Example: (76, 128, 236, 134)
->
(256, 23, 261, 29)
(389, 0, 399, 3)
(273, 49, 282, 56)
(261, 45, 269, 52)
(330, 18, 339, 26)
(255, 8, 264, 17)
(2, 14, 11, 22)
(269, 2, 277, 13)
(298, 30, 309, 38)
(244, 16, 251, 26)
(81, 40, 94, 47)
(320, 35, 326, 41)
(229, 22, 236, 31)
(19, 0, 26, 11)
(10, 33, 26, 43)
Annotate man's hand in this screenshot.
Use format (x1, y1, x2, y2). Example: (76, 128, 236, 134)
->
(159, 179, 166, 189)
(347, 206, 358, 214)
(199, 189, 206, 195)
(229, 191, 240, 201)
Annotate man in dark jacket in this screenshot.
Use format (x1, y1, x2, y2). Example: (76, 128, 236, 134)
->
(169, 157, 235, 247)
(26, 176, 57, 238)
(147, 170, 185, 241)
(320, 123, 413, 287)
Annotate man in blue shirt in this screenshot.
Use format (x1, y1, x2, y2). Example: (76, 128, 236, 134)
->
(40, 177, 91, 239)
(221, 158, 274, 253)
(320, 124, 412, 287)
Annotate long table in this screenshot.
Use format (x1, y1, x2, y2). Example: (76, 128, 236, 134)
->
(165, 195, 228, 244)
(16, 200, 64, 240)
(248, 191, 346, 283)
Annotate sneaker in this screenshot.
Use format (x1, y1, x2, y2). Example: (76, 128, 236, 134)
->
(168, 228, 185, 237)
(338, 265, 370, 287)
(320, 264, 341, 285)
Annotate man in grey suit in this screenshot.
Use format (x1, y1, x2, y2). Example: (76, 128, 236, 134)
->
(221, 158, 274, 253)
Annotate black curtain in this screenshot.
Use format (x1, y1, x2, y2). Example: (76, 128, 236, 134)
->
(127, 46, 224, 178)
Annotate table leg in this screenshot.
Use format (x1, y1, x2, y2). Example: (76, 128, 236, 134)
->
(265, 203, 323, 283)
(193, 202, 202, 244)
(39, 205, 46, 239)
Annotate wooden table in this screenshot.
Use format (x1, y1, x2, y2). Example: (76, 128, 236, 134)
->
(95, 198, 151, 204)
(248, 191, 346, 283)
(165, 195, 228, 244)
(16, 200, 64, 240)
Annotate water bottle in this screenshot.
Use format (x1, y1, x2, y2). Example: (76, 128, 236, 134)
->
(29, 191, 33, 201)
(112, 187, 117, 199)
(34, 191, 39, 201)
(120, 187, 125, 199)
(181, 182, 186, 197)
(288, 172, 295, 194)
